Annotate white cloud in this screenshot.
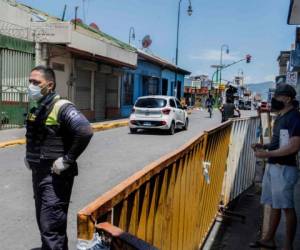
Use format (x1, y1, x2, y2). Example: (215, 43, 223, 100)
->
(189, 49, 240, 62)
(192, 69, 210, 76)
(243, 74, 276, 84)
(264, 74, 276, 82)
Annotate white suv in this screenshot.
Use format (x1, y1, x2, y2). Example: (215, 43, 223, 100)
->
(129, 96, 189, 135)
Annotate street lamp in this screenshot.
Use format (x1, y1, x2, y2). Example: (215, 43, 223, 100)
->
(237, 68, 244, 86)
(129, 27, 135, 45)
(174, 0, 193, 98)
(219, 44, 230, 85)
(238, 68, 243, 77)
(210, 64, 221, 91)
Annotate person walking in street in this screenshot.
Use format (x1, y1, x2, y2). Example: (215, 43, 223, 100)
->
(25, 65, 93, 250)
(250, 84, 300, 250)
(219, 97, 240, 122)
(205, 94, 215, 118)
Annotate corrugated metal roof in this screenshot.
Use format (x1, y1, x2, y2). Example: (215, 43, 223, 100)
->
(137, 49, 191, 75)
(75, 22, 136, 52)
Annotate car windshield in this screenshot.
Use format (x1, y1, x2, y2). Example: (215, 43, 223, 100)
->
(135, 98, 167, 108)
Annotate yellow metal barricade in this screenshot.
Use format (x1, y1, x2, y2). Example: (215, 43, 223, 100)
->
(77, 122, 232, 249)
(223, 117, 260, 205)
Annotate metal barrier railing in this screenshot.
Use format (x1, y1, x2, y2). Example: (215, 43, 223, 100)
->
(77, 122, 232, 249)
(223, 117, 260, 205)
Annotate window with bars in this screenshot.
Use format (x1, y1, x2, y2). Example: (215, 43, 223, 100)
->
(122, 73, 134, 105)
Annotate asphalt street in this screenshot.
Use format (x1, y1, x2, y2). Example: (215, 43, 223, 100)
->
(0, 110, 253, 250)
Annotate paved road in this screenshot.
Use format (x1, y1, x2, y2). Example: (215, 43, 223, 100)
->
(0, 110, 252, 250)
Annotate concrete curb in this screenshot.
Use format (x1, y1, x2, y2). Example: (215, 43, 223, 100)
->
(92, 120, 129, 132)
(0, 139, 26, 148)
(0, 120, 129, 149)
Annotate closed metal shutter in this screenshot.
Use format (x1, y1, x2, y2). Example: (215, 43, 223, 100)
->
(94, 72, 106, 121)
(106, 75, 119, 107)
(75, 69, 91, 110)
(0, 48, 34, 129)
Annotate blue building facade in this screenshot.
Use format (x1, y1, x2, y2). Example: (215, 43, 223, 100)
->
(120, 50, 189, 117)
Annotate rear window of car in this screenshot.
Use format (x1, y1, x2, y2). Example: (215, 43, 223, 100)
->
(135, 98, 167, 108)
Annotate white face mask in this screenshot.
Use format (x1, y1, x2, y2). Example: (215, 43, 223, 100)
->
(28, 84, 43, 101)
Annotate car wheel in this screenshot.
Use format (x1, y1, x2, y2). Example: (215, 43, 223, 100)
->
(130, 128, 137, 134)
(168, 122, 175, 135)
(183, 118, 189, 130)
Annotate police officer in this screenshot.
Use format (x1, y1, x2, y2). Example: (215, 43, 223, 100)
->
(25, 65, 93, 250)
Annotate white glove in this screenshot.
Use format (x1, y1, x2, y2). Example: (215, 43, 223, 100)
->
(24, 157, 31, 170)
(52, 157, 70, 175)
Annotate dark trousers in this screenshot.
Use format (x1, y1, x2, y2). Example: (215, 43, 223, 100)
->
(32, 165, 74, 250)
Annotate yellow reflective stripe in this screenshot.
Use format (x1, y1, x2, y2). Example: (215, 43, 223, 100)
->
(45, 99, 72, 126)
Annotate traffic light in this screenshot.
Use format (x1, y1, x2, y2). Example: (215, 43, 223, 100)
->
(246, 54, 252, 63)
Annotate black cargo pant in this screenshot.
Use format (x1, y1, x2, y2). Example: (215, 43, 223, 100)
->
(32, 164, 74, 250)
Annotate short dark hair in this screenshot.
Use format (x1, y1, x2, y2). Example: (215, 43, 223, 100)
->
(31, 65, 56, 90)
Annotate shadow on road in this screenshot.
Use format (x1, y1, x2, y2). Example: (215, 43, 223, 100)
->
(128, 129, 186, 136)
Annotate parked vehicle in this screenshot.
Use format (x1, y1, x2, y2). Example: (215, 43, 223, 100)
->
(129, 96, 189, 135)
(259, 101, 270, 112)
(238, 99, 252, 110)
(244, 101, 252, 110)
(238, 100, 245, 110)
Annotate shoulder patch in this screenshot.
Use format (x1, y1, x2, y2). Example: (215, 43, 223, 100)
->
(69, 109, 79, 119)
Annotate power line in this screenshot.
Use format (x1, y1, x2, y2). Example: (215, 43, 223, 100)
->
(82, 0, 86, 23)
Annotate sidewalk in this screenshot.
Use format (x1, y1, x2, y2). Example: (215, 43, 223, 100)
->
(0, 118, 129, 148)
(203, 160, 264, 250)
(203, 162, 300, 250)
(263, 174, 300, 249)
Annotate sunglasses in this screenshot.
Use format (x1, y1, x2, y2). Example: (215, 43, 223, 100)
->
(29, 79, 41, 85)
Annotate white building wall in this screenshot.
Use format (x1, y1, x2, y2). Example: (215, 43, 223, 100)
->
(49, 46, 72, 100)
(0, 1, 31, 40)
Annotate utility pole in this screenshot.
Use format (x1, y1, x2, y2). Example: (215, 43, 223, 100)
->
(174, 0, 193, 98)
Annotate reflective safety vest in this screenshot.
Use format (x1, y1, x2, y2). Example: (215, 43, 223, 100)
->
(26, 95, 73, 164)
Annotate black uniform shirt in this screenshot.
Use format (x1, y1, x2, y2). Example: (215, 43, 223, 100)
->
(268, 109, 300, 166)
(58, 103, 93, 163)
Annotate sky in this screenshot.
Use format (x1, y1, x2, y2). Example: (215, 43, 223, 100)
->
(18, 0, 295, 84)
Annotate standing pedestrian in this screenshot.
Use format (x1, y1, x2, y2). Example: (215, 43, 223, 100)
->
(25, 65, 93, 250)
(219, 97, 240, 122)
(250, 84, 300, 250)
(205, 94, 215, 117)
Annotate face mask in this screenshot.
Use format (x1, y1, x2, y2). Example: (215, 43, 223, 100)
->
(28, 84, 43, 101)
(271, 97, 285, 111)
